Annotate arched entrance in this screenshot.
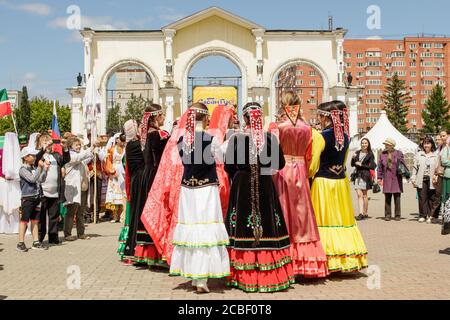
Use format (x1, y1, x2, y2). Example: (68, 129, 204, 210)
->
(271, 60, 329, 124)
(182, 48, 248, 113)
(99, 59, 159, 134)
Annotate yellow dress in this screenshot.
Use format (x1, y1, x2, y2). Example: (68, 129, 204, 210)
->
(309, 129, 368, 272)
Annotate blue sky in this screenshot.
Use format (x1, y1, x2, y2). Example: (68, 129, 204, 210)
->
(1, 0, 450, 105)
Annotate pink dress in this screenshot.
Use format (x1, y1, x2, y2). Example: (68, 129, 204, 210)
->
(273, 119, 329, 278)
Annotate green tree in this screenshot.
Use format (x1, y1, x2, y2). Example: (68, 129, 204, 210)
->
(421, 84, 450, 134)
(382, 73, 411, 133)
(121, 94, 150, 124)
(0, 116, 15, 135)
(16, 86, 31, 135)
(28, 97, 71, 134)
(106, 103, 122, 135)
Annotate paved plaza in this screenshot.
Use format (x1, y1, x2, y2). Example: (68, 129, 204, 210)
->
(1, 184, 450, 300)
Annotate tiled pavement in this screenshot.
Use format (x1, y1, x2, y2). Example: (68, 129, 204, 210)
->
(1, 184, 450, 300)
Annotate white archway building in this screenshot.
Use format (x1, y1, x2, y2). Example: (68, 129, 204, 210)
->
(67, 7, 362, 135)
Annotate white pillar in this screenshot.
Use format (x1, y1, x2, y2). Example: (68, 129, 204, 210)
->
(252, 29, 265, 85)
(100, 91, 107, 135)
(83, 37, 92, 79)
(71, 104, 81, 135)
(66, 87, 86, 136)
(163, 29, 176, 85)
(336, 39, 344, 86)
(348, 95, 358, 138)
(164, 96, 174, 131)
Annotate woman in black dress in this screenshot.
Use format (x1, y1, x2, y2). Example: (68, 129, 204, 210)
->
(122, 120, 145, 262)
(133, 104, 170, 267)
(224, 102, 294, 293)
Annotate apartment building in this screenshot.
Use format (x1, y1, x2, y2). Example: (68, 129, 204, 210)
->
(344, 38, 450, 133)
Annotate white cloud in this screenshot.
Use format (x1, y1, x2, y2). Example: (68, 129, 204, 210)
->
(366, 35, 383, 40)
(24, 72, 37, 82)
(157, 6, 184, 23)
(17, 3, 52, 16)
(0, 36, 6, 43)
(68, 30, 83, 43)
(49, 15, 129, 31)
(0, 1, 52, 16)
(133, 17, 154, 28)
(159, 13, 184, 22)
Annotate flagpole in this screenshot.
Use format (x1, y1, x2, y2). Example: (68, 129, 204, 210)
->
(10, 107, 19, 137)
(93, 144, 97, 224)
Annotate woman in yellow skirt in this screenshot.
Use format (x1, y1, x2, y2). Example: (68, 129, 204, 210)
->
(309, 101, 368, 272)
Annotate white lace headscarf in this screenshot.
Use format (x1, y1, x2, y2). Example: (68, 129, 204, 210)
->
(124, 120, 139, 143)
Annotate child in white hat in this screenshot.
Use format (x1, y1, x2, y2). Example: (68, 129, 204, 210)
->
(17, 146, 50, 252)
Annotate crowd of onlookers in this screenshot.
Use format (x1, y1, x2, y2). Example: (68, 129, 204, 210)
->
(351, 130, 450, 234)
(16, 126, 450, 252)
(17, 131, 126, 252)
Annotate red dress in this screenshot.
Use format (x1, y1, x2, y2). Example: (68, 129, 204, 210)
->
(140, 106, 234, 264)
(272, 120, 329, 277)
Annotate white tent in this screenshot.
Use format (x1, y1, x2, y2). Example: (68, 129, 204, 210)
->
(347, 111, 418, 180)
(358, 111, 418, 153)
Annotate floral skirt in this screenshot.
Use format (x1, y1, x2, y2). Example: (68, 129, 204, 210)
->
(226, 248, 295, 292)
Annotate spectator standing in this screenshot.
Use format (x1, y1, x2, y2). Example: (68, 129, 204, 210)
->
(35, 133, 71, 244)
(105, 134, 127, 223)
(17, 147, 49, 252)
(63, 137, 94, 241)
(431, 131, 447, 220)
(377, 138, 407, 221)
(411, 137, 438, 223)
(351, 138, 377, 221)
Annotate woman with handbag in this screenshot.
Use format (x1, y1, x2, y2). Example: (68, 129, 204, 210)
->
(411, 136, 438, 223)
(377, 138, 408, 221)
(351, 138, 377, 221)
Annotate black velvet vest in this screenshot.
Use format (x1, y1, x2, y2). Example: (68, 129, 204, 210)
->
(315, 128, 349, 180)
(178, 131, 219, 188)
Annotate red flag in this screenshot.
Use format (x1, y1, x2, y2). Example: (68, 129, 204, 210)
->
(0, 89, 12, 119)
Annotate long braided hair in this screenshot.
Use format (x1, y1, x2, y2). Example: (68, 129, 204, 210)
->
(243, 102, 264, 245)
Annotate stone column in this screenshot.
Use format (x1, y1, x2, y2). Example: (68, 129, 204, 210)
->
(336, 38, 345, 86)
(252, 29, 265, 85)
(83, 37, 92, 81)
(347, 93, 358, 138)
(66, 86, 86, 136)
(160, 87, 180, 131)
(163, 29, 176, 86)
(100, 90, 107, 135)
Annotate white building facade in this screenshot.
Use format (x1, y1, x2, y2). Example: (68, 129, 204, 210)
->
(68, 7, 362, 136)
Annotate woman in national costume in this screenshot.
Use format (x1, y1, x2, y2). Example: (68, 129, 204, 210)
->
(133, 104, 170, 267)
(224, 102, 294, 293)
(105, 133, 127, 223)
(309, 100, 368, 272)
(117, 125, 133, 262)
(122, 120, 145, 263)
(169, 102, 230, 293)
(140, 105, 234, 266)
(272, 92, 328, 278)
